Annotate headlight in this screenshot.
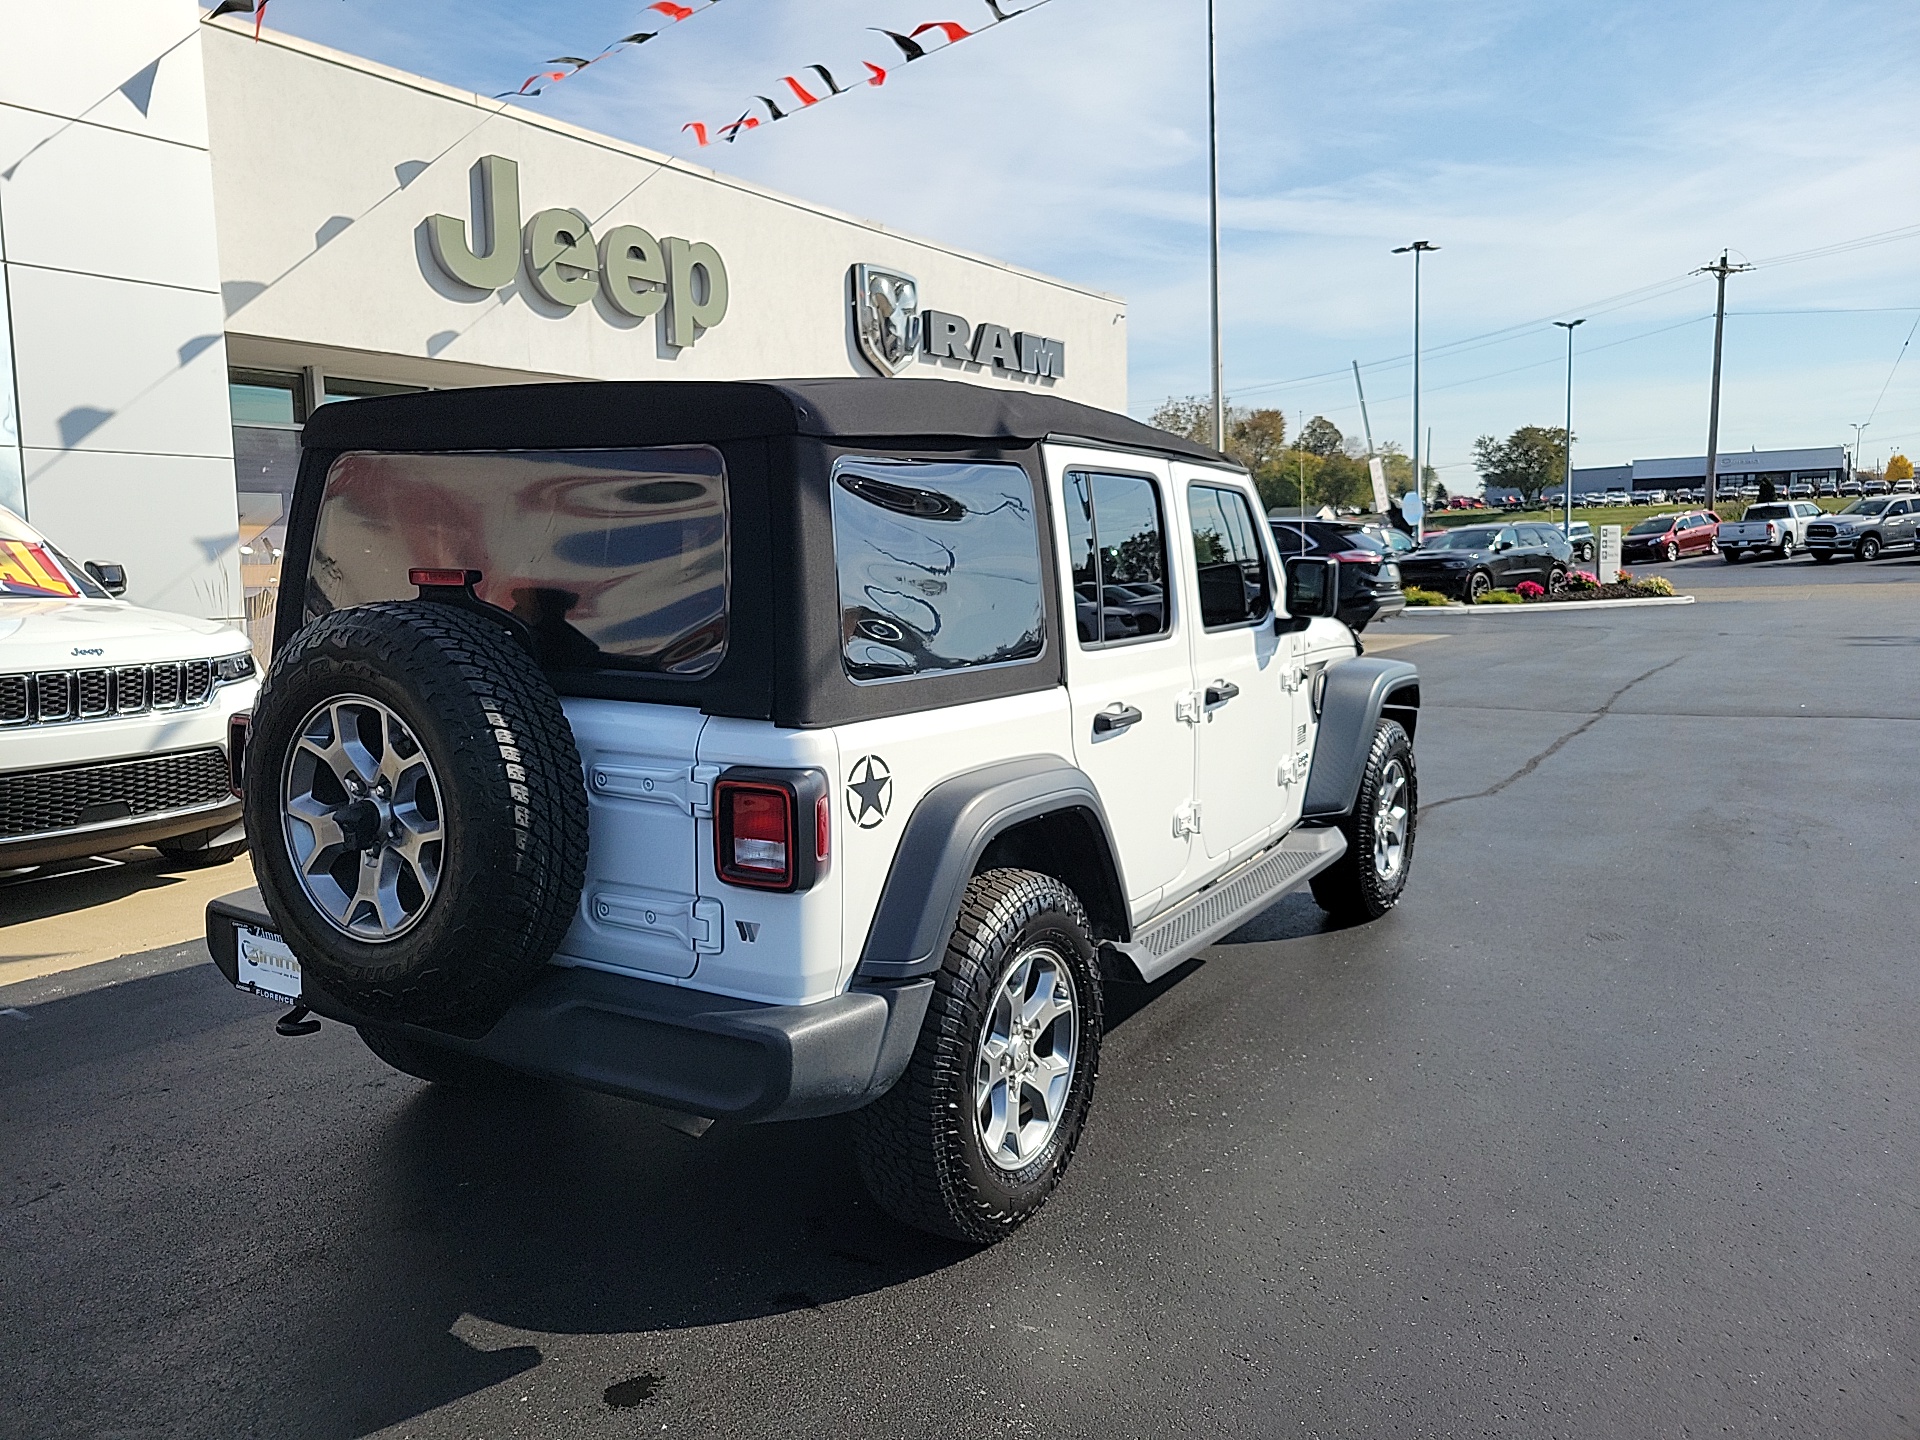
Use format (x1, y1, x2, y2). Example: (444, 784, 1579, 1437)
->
(213, 651, 257, 684)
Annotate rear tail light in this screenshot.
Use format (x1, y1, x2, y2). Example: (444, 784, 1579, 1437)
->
(228, 711, 251, 798)
(713, 768, 829, 892)
(1329, 550, 1380, 564)
(409, 567, 481, 589)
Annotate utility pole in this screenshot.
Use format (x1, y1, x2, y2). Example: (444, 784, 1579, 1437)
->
(1850, 422, 1869, 482)
(1206, 0, 1224, 451)
(1351, 360, 1376, 457)
(1696, 250, 1752, 512)
(1555, 319, 1586, 538)
(1393, 241, 1439, 505)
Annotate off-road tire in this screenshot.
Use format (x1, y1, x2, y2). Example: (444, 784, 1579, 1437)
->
(1309, 719, 1417, 922)
(853, 869, 1103, 1245)
(153, 824, 248, 867)
(358, 1025, 524, 1088)
(245, 602, 588, 1031)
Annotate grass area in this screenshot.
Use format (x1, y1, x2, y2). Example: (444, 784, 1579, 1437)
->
(1423, 497, 1860, 531)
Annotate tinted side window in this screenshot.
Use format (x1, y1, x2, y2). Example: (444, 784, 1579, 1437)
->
(833, 458, 1045, 683)
(1065, 470, 1169, 645)
(1189, 483, 1272, 628)
(312, 448, 728, 676)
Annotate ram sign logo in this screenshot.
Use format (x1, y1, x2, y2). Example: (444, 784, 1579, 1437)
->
(849, 264, 1065, 381)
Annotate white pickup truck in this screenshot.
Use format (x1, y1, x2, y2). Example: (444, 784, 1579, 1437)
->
(1717, 501, 1823, 562)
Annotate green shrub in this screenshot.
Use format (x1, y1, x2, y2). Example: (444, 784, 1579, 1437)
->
(1474, 588, 1525, 604)
(1631, 575, 1676, 597)
(1403, 586, 1452, 606)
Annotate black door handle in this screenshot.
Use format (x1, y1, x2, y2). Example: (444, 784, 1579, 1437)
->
(1093, 704, 1143, 735)
(1205, 680, 1240, 706)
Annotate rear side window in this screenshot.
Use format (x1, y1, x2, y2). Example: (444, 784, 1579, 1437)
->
(1188, 483, 1272, 628)
(832, 457, 1046, 683)
(1064, 470, 1170, 645)
(309, 447, 728, 676)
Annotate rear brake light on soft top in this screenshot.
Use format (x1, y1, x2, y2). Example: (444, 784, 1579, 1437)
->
(713, 768, 829, 892)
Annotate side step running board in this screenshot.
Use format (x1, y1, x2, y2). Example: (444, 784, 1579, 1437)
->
(1103, 825, 1347, 984)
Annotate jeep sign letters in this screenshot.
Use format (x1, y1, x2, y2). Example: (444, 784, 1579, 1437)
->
(428, 155, 728, 347)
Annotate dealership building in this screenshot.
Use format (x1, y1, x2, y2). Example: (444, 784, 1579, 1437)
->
(0, 3, 1127, 642)
(1532, 447, 1852, 502)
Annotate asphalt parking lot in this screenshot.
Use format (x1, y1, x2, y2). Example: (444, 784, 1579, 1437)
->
(4, 551, 1918, 1439)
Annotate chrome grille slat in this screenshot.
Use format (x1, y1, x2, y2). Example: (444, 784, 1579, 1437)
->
(0, 660, 234, 728)
(115, 665, 146, 713)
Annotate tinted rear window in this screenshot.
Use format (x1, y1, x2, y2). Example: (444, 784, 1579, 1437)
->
(309, 448, 728, 676)
(832, 457, 1046, 683)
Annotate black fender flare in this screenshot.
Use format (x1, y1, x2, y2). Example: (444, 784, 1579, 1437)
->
(1303, 657, 1420, 820)
(855, 755, 1128, 981)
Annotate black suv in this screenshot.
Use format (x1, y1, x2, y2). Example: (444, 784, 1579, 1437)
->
(1267, 519, 1406, 630)
(1398, 522, 1572, 600)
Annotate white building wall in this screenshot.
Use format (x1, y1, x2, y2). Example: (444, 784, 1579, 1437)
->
(0, 0, 242, 621)
(201, 24, 1127, 408)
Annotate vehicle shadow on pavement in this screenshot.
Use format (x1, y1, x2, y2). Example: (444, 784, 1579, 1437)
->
(0, 963, 970, 1439)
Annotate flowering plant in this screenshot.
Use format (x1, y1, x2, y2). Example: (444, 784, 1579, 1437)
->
(1515, 580, 1546, 599)
(1565, 570, 1601, 592)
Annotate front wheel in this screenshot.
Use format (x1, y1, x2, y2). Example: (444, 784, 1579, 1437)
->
(854, 869, 1103, 1244)
(1859, 535, 1882, 561)
(1310, 719, 1417, 922)
(1811, 551, 1835, 564)
(1664, 541, 1680, 562)
(1467, 569, 1494, 602)
(153, 822, 248, 868)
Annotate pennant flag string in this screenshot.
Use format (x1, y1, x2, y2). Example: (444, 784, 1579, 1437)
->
(498, 0, 724, 98)
(684, 0, 1054, 147)
(208, 0, 271, 41)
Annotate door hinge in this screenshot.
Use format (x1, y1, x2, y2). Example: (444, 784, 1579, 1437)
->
(1173, 801, 1202, 838)
(588, 760, 722, 817)
(1174, 691, 1202, 725)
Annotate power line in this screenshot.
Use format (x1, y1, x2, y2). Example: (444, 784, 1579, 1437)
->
(1864, 312, 1920, 428)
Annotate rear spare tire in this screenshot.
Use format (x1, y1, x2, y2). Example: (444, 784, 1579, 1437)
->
(244, 601, 588, 1031)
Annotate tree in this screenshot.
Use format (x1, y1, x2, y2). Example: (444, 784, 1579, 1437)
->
(1148, 397, 1287, 479)
(1471, 426, 1568, 507)
(1298, 416, 1344, 457)
(1888, 454, 1914, 483)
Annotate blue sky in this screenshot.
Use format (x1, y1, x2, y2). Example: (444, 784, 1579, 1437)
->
(245, 0, 1918, 488)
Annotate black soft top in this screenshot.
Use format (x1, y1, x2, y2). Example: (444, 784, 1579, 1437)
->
(301, 377, 1229, 466)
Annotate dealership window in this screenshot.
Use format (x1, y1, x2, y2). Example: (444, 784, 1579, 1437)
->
(832, 457, 1046, 682)
(230, 368, 305, 654)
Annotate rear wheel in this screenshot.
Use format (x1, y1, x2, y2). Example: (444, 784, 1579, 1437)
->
(1548, 566, 1567, 594)
(854, 869, 1103, 1244)
(1310, 720, 1417, 922)
(1779, 535, 1796, 559)
(1723, 549, 1742, 564)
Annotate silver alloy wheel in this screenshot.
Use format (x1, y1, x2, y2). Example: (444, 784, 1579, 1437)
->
(974, 944, 1079, 1171)
(282, 694, 444, 941)
(1372, 759, 1411, 880)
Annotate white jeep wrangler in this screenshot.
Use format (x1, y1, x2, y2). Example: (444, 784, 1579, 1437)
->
(206, 380, 1420, 1243)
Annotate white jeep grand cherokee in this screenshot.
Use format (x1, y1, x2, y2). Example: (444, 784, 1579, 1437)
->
(1, 504, 258, 870)
(205, 380, 1420, 1243)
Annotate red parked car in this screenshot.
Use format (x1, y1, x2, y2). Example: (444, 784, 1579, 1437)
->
(1621, 510, 1722, 563)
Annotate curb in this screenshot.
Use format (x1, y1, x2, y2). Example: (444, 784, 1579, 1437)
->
(1397, 595, 1697, 616)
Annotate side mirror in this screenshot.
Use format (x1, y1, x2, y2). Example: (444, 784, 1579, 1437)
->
(1283, 556, 1339, 621)
(84, 561, 127, 596)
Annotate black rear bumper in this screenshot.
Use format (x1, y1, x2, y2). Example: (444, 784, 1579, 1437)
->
(206, 890, 932, 1124)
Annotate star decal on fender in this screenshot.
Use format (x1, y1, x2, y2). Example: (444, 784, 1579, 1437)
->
(846, 755, 893, 828)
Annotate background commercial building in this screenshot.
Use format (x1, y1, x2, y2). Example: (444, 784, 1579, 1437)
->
(1524, 449, 1850, 503)
(0, 3, 1128, 649)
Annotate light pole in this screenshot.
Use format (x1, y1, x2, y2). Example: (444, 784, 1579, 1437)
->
(1206, 0, 1223, 451)
(1555, 319, 1585, 538)
(1850, 422, 1869, 483)
(1393, 241, 1439, 503)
